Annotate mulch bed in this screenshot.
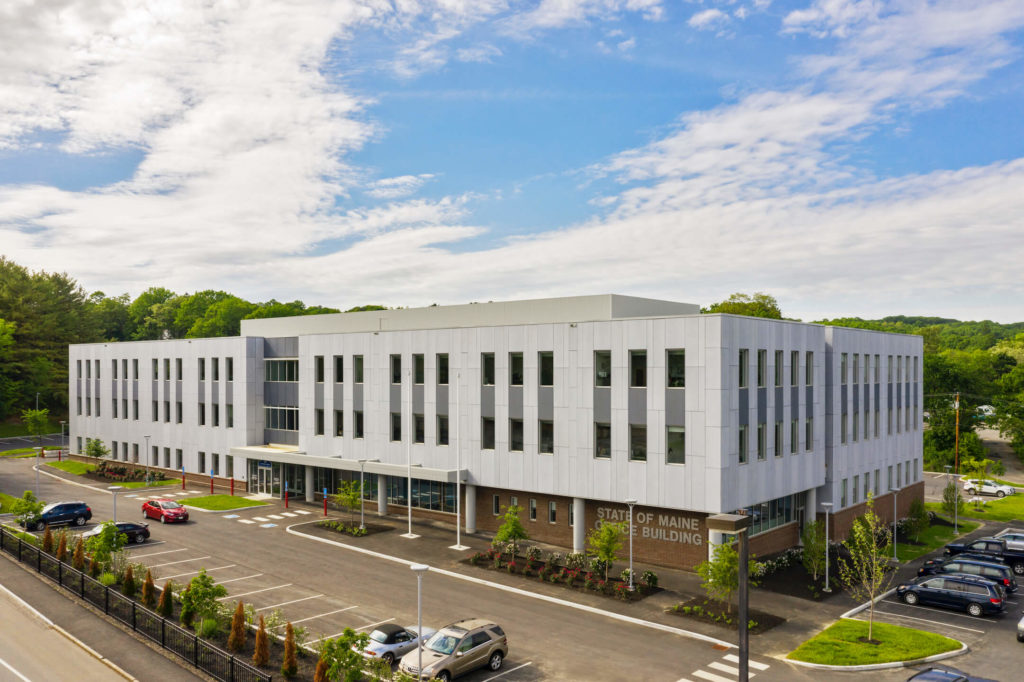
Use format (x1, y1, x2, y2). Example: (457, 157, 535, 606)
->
(667, 597, 785, 635)
(756, 559, 847, 601)
(316, 519, 394, 537)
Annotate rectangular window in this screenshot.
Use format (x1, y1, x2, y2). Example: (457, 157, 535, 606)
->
(874, 354, 880, 382)
(152, 358, 157, 379)
(539, 420, 554, 454)
(853, 412, 859, 442)
(315, 356, 324, 383)
(790, 419, 798, 454)
(334, 410, 344, 436)
(853, 354, 859, 383)
(790, 350, 799, 386)
(888, 407, 893, 434)
(630, 350, 647, 387)
(757, 349, 767, 388)
(539, 351, 554, 387)
(774, 421, 783, 457)
(888, 355, 893, 382)
(334, 356, 344, 383)
(94, 397, 100, 417)
(509, 353, 523, 386)
(629, 424, 647, 461)
(853, 474, 859, 504)
(133, 358, 138, 380)
(875, 409, 880, 437)
(226, 403, 233, 428)
(739, 349, 749, 388)
(864, 354, 870, 383)
(212, 403, 220, 427)
(226, 357, 233, 382)
(152, 400, 158, 422)
(164, 400, 170, 423)
(437, 415, 448, 445)
(77, 359, 82, 379)
(133, 399, 138, 420)
(738, 425, 748, 463)
(569, 502, 574, 527)
(162, 358, 169, 380)
(123, 398, 128, 419)
(226, 455, 234, 478)
(595, 351, 612, 387)
(354, 355, 364, 383)
(354, 411, 364, 438)
(122, 358, 127, 379)
(492, 495, 500, 516)
(436, 354, 449, 385)
(163, 447, 170, 468)
(77, 396, 82, 415)
(391, 355, 402, 384)
(888, 465, 893, 490)
(841, 413, 847, 444)
(898, 356, 903, 382)
(199, 452, 206, 475)
(94, 359, 99, 378)
(414, 354, 424, 384)
(482, 353, 495, 385)
(112, 359, 117, 379)
(595, 423, 611, 459)
(667, 426, 685, 464)
(199, 358, 206, 381)
(667, 350, 685, 388)
(414, 414, 425, 443)
(391, 413, 402, 441)
(548, 501, 557, 524)
(774, 350, 783, 387)
(874, 469, 880, 495)
(131, 442, 138, 462)
(175, 449, 182, 470)
(199, 402, 206, 426)
(897, 406, 902, 433)
(841, 353, 848, 384)
(112, 398, 117, 418)
(913, 356, 918, 381)
(482, 418, 495, 449)
(529, 498, 537, 521)
(897, 462, 902, 488)
(175, 358, 182, 381)
(212, 357, 219, 381)
(315, 408, 324, 435)
(263, 407, 298, 430)
(175, 401, 182, 423)
(805, 351, 813, 385)
(757, 423, 766, 460)
(509, 419, 524, 451)
(805, 417, 813, 451)
(841, 478, 848, 508)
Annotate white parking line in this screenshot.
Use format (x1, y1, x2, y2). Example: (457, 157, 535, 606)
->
(0, 655, 31, 682)
(128, 540, 165, 548)
(722, 654, 768, 670)
(872, 608, 986, 633)
(218, 584, 292, 600)
(131, 547, 185, 559)
(147, 555, 210, 569)
(257, 594, 324, 611)
(884, 599, 995, 623)
(708, 662, 739, 675)
(294, 510, 312, 515)
(280, 512, 297, 517)
(252, 517, 269, 522)
(238, 519, 256, 524)
(267, 515, 284, 520)
(219, 573, 263, 584)
(355, 618, 394, 631)
(693, 670, 734, 682)
(482, 661, 532, 681)
(160, 564, 236, 580)
(276, 606, 358, 627)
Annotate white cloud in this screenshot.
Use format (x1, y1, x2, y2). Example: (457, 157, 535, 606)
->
(501, 0, 663, 36)
(688, 9, 730, 31)
(457, 43, 503, 62)
(365, 174, 436, 199)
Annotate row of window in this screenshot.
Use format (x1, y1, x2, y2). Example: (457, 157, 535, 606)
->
(839, 459, 920, 508)
(739, 350, 813, 389)
(738, 419, 813, 463)
(840, 352, 918, 385)
(76, 395, 233, 429)
(492, 494, 566, 525)
(76, 357, 234, 382)
(840, 406, 919, 444)
(77, 437, 233, 477)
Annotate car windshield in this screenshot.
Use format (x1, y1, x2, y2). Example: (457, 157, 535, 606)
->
(368, 630, 389, 644)
(159, 501, 182, 509)
(426, 632, 460, 655)
(41, 503, 60, 513)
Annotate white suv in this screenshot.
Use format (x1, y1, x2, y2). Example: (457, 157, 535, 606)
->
(962, 478, 1016, 498)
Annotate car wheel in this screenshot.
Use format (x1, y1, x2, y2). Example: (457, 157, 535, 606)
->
(488, 651, 504, 671)
(1013, 562, 1024, 576)
(160, 515, 166, 524)
(997, 491, 1006, 498)
(902, 591, 919, 605)
(967, 488, 976, 495)
(75, 516, 86, 526)
(381, 652, 394, 665)
(134, 533, 145, 544)
(967, 602, 983, 617)
(436, 671, 451, 682)
(1018, 633, 1024, 642)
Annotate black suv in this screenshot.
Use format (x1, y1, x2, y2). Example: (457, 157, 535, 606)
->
(918, 557, 1017, 592)
(897, 574, 1004, 617)
(22, 501, 92, 531)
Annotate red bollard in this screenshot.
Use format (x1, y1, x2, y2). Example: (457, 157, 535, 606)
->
(285, 489, 289, 509)
(210, 476, 214, 494)
(230, 478, 234, 496)
(323, 497, 327, 516)
(58, 447, 61, 462)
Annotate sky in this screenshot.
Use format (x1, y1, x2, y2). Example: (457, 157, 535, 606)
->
(1, 0, 1023, 323)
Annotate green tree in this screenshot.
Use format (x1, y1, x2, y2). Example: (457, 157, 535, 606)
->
(187, 296, 257, 338)
(493, 505, 529, 557)
(317, 627, 370, 682)
(703, 293, 783, 319)
(84, 437, 111, 459)
(906, 498, 929, 543)
(84, 521, 128, 565)
(942, 480, 965, 518)
(87, 292, 133, 341)
(333, 480, 362, 526)
(586, 520, 626, 581)
(12, 490, 44, 527)
(282, 622, 298, 678)
(174, 290, 232, 338)
(839, 494, 895, 642)
(21, 407, 50, 454)
(127, 286, 180, 340)
(801, 519, 827, 582)
(696, 542, 761, 614)
(179, 569, 228, 629)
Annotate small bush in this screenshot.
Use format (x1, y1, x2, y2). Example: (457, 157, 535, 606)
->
(640, 570, 658, 589)
(42, 526, 53, 553)
(180, 585, 195, 628)
(157, 580, 174, 618)
(525, 546, 542, 561)
(282, 623, 298, 678)
(198, 617, 220, 639)
(141, 570, 156, 607)
(228, 601, 246, 653)
(314, 657, 328, 682)
(253, 615, 269, 667)
(122, 564, 137, 598)
(99, 572, 117, 587)
(588, 556, 608, 575)
(89, 556, 101, 578)
(620, 568, 633, 584)
(72, 538, 85, 571)
(56, 534, 68, 562)
(548, 551, 563, 567)
(469, 552, 485, 566)
(565, 552, 586, 570)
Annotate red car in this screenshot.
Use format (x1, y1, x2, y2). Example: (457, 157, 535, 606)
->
(142, 498, 190, 523)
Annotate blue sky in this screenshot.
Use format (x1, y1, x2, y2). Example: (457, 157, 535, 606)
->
(2, 1, 1023, 322)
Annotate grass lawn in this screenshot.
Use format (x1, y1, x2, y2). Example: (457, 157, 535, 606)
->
(0, 491, 19, 513)
(46, 460, 96, 475)
(183, 495, 268, 511)
(896, 517, 980, 562)
(0, 447, 39, 457)
(114, 478, 182, 489)
(926, 496, 1024, 524)
(787, 618, 960, 665)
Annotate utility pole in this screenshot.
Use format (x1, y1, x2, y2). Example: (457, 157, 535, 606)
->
(953, 392, 960, 475)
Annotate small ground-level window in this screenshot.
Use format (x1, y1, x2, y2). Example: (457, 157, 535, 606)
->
(492, 495, 500, 515)
(529, 498, 537, 521)
(548, 501, 557, 524)
(666, 426, 685, 464)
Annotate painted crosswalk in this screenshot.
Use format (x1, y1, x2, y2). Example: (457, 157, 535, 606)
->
(676, 653, 769, 682)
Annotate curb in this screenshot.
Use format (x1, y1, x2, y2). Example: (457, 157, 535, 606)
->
(0, 581, 139, 681)
(35, 463, 185, 495)
(840, 587, 898, 619)
(181, 501, 271, 514)
(784, 630, 968, 672)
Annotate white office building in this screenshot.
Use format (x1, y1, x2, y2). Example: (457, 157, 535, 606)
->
(68, 295, 923, 568)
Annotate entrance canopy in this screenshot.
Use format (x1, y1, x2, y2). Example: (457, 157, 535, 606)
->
(229, 445, 465, 483)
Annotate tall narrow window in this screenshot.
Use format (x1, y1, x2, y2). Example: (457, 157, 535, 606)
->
(391, 355, 402, 384)
(791, 350, 799, 386)
(774, 421, 783, 457)
(629, 425, 646, 462)
(355, 411, 364, 438)
(738, 349, 749, 388)
(757, 349, 767, 388)
(774, 350, 783, 387)
(176, 358, 183, 381)
(354, 355, 364, 383)
(482, 418, 495, 449)
(509, 419, 524, 451)
(334, 356, 344, 382)
(436, 415, 448, 445)
(112, 359, 118, 379)
(176, 401, 182, 424)
(539, 351, 554, 387)
(315, 408, 324, 435)
(133, 358, 139, 380)
(805, 351, 813, 385)
(595, 351, 611, 387)
(548, 501, 557, 524)
(199, 358, 206, 381)
(334, 410, 344, 436)
(436, 354, 448, 385)
(212, 357, 219, 381)
(841, 478, 848, 507)
(509, 353, 523, 386)
(414, 354, 424, 384)
(874, 354, 880, 382)
(226, 404, 233, 428)
(790, 419, 798, 454)
(198, 403, 206, 426)
(152, 358, 157, 379)
(492, 495, 500, 516)
(630, 350, 647, 387)
(212, 403, 219, 427)
(841, 353, 848, 384)
(315, 356, 324, 383)
(594, 423, 611, 459)
(482, 353, 495, 385)
(226, 357, 233, 382)
(667, 350, 685, 388)
(414, 414, 425, 443)
(757, 423, 766, 460)
(738, 425, 748, 464)
(539, 420, 554, 454)
(391, 413, 402, 441)
(805, 417, 813, 451)
(529, 499, 537, 521)
(163, 358, 170, 379)
(667, 426, 685, 464)
(122, 359, 128, 379)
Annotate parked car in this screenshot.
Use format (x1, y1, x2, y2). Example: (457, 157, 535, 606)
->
(358, 624, 436, 665)
(398, 619, 508, 681)
(994, 529, 1024, 552)
(21, 501, 92, 531)
(82, 521, 150, 545)
(917, 556, 1017, 592)
(907, 666, 998, 681)
(960, 479, 1015, 498)
(944, 536, 1024, 576)
(897, 574, 1004, 617)
(142, 498, 189, 523)
(1018, 612, 1024, 642)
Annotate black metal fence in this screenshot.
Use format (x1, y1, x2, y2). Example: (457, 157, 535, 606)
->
(0, 527, 272, 682)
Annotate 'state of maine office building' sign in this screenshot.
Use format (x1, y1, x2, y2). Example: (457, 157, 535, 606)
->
(595, 506, 704, 545)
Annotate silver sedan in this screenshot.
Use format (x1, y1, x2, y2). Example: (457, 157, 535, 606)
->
(359, 623, 437, 665)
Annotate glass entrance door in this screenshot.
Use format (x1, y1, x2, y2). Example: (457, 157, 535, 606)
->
(257, 467, 271, 495)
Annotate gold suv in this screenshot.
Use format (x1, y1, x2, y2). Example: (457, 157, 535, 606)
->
(398, 618, 508, 681)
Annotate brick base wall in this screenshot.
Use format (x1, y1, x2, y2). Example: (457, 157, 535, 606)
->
(748, 522, 800, 558)
(821, 481, 925, 543)
(473, 487, 575, 548)
(63, 454, 248, 494)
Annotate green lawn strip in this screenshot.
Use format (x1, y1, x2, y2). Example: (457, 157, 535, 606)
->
(0, 491, 20, 513)
(0, 447, 40, 457)
(183, 494, 268, 511)
(926, 496, 1024, 524)
(787, 618, 960, 665)
(896, 518, 980, 562)
(45, 460, 96, 476)
(114, 478, 182, 489)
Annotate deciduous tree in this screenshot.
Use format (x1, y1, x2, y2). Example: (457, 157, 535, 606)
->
(696, 542, 761, 614)
(586, 520, 626, 581)
(839, 494, 895, 642)
(801, 519, 827, 582)
(493, 505, 528, 558)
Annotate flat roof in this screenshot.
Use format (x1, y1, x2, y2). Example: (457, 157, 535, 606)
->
(240, 294, 700, 337)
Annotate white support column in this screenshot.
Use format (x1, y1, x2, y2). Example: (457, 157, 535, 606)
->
(377, 474, 387, 516)
(304, 465, 314, 503)
(708, 530, 725, 561)
(465, 484, 477, 534)
(803, 487, 817, 545)
(572, 498, 586, 553)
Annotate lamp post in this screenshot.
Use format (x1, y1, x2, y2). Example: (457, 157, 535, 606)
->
(890, 485, 898, 563)
(450, 371, 469, 551)
(625, 498, 637, 591)
(706, 513, 753, 682)
(109, 486, 122, 523)
(821, 502, 833, 593)
(410, 563, 429, 681)
(59, 420, 66, 460)
(402, 367, 419, 539)
(944, 464, 959, 534)
(357, 459, 379, 531)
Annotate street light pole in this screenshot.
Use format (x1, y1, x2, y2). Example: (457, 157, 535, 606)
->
(625, 498, 637, 591)
(821, 502, 833, 593)
(410, 563, 429, 682)
(109, 486, 122, 523)
(402, 367, 419, 539)
(890, 485, 898, 563)
(706, 514, 752, 682)
(450, 371, 469, 551)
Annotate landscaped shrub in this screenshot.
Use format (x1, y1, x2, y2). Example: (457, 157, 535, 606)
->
(198, 617, 220, 639)
(228, 601, 246, 653)
(469, 552, 485, 565)
(525, 546, 542, 561)
(253, 615, 269, 666)
(565, 552, 586, 570)
(587, 556, 608, 576)
(42, 526, 53, 553)
(141, 569, 156, 607)
(314, 657, 328, 682)
(157, 580, 174, 618)
(548, 551, 563, 567)
(282, 623, 298, 678)
(122, 564, 137, 598)
(72, 537, 85, 570)
(99, 572, 117, 587)
(180, 585, 195, 627)
(640, 570, 658, 589)
(56, 533, 68, 562)
(89, 556, 101, 578)
(620, 568, 633, 584)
